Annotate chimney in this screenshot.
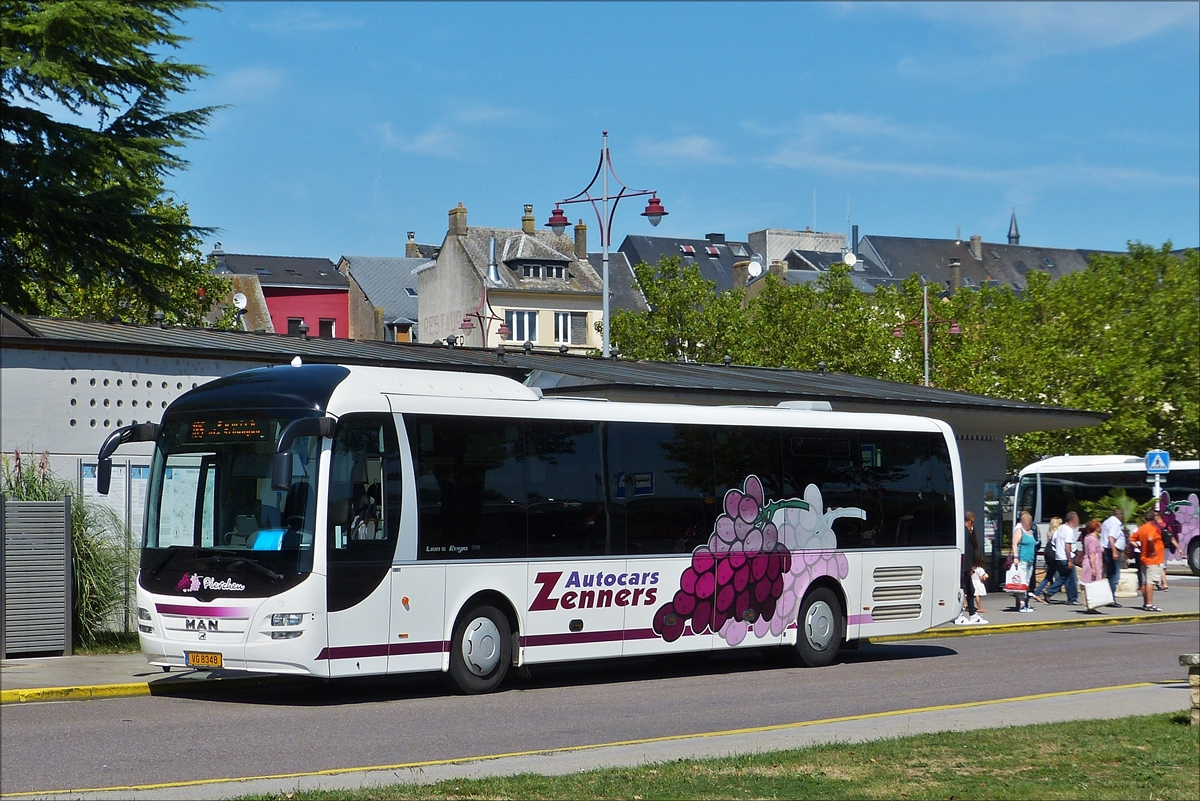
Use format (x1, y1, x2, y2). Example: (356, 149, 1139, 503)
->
(949, 258, 962, 293)
(487, 237, 500, 283)
(405, 231, 420, 258)
(769, 260, 787, 280)
(705, 233, 726, 245)
(969, 234, 982, 261)
(851, 225, 858, 255)
(448, 203, 468, 236)
(732, 261, 750, 289)
(521, 204, 535, 235)
(574, 220, 587, 260)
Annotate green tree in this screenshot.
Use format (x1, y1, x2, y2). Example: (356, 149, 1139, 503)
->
(609, 256, 748, 363)
(1, 0, 216, 318)
(22, 196, 237, 328)
(611, 243, 1198, 468)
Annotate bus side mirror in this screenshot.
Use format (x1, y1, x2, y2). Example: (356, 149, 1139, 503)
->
(270, 417, 335, 491)
(97, 458, 113, 496)
(271, 452, 292, 491)
(95, 422, 160, 496)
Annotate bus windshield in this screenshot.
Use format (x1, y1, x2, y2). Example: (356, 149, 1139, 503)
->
(141, 412, 323, 596)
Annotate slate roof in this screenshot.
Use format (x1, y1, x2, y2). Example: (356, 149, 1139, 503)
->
(454, 227, 602, 295)
(1, 307, 1108, 436)
(586, 251, 649, 312)
(210, 251, 347, 290)
(782, 250, 892, 292)
(339, 256, 431, 325)
(858, 236, 1091, 292)
(620, 234, 756, 292)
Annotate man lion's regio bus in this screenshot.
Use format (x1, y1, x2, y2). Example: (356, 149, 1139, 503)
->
(97, 364, 964, 693)
(1016, 455, 1200, 575)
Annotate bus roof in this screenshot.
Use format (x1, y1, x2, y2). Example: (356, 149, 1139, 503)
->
(1018, 454, 1200, 476)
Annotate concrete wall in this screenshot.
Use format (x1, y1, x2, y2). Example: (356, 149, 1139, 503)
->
(416, 237, 479, 345)
(345, 273, 383, 341)
(748, 228, 848, 264)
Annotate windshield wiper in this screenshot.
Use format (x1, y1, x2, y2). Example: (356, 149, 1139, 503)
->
(149, 546, 195, 578)
(204, 553, 284, 582)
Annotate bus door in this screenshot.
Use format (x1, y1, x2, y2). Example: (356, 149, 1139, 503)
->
(524, 420, 627, 662)
(325, 414, 402, 677)
(608, 422, 717, 657)
(853, 432, 952, 637)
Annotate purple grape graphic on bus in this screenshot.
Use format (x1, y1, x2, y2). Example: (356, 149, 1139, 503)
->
(652, 476, 865, 645)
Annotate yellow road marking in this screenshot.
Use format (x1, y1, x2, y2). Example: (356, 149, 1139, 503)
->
(1, 681, 1175, 798)
(872, 611, 1198, 641)
(0, 683, 150, 705)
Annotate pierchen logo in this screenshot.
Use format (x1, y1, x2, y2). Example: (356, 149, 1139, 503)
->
(177, 572, 246, 593)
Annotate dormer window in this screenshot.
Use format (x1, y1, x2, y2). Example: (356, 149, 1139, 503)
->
(254, 268, 272, 276)
(404, 287, 417, 297)
(679, 244, 695, 255)
(729, 243, 749, 257)
(1042, 257, 1055, 268)
(705, 245, 720, 257)
(284, 269, 301, 276)
(545, 264, 565, 279)
(522, 264, 541, 278)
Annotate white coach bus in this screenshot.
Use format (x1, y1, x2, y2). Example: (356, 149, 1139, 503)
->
(1015, 454, 1200, 574)
(97, 363, 964, 693)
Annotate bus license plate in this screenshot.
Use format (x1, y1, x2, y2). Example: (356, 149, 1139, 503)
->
(186, 651, 223, 669)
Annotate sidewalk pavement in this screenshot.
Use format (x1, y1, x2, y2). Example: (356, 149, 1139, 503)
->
(3, 575, 1197, 704)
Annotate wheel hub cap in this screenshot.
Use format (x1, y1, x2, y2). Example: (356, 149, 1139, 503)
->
(462, 617, 501, 676)
(804, 600, 835, 651)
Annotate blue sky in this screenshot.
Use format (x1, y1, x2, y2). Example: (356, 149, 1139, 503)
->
(165, 2, 1199, 259)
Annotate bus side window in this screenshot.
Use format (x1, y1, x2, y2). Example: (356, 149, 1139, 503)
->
(327, 414, 400, 562)
(527, 420, 606, 557)
(782, 431, 863, 549)
(409, 415, 527, 560)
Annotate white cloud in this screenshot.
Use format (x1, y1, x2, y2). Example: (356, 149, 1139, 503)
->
(636, 135, 733, 165)
(891, 2, 1198, 78)
(377, 122, 465, 157)
(249, 8, 363, 35)
(449, 103, 520, 125)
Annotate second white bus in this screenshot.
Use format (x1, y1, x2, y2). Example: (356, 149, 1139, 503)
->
(98, 363, 965, 693)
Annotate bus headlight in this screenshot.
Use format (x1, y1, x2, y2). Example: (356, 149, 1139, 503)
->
(138, 607, 152, 621)
(270, 630, 303, 639)
(271, 613, 304, 627)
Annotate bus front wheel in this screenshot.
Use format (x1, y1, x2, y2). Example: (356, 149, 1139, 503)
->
(785, 587, 844, 668)
(448, 604, 511, 694)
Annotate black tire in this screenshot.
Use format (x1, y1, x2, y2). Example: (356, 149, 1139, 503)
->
(448, 604, 511, 694)
(1188, 539, 1200, 577)
(783, 587, 844, 668)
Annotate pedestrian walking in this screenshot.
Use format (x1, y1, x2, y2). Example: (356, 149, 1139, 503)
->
(1080, 519, 1103, 584)
(1152, 509, 1172, 591)
(1129, 511, 1165, 612)
(1034, 516, 1072, 602)
(1010, 511, 1037, 613)
(1100, 507, 1126, 608)
(956, 511, 987, 624)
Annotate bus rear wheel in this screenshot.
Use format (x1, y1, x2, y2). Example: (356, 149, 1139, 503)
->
(1188, 538, 1200, 577)
(784, 587, 843, 668)
(448, 604, 511, 694)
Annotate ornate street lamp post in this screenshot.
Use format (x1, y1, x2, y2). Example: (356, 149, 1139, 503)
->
(892, 281, 961, 387)
(547, 131, 667, 357)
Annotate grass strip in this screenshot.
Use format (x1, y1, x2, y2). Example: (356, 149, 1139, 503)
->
(237, 712, 1198, 800)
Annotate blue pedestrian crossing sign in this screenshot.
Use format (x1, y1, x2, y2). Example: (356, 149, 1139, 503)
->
(1145, 450, 1170, 474)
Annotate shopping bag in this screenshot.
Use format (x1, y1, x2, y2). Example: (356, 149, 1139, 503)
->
(1081, 579, 1113, 610)
(1003, 564, 1027, 592)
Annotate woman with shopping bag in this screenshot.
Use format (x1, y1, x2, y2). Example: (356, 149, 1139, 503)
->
(1007, 511, 1037, 613)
